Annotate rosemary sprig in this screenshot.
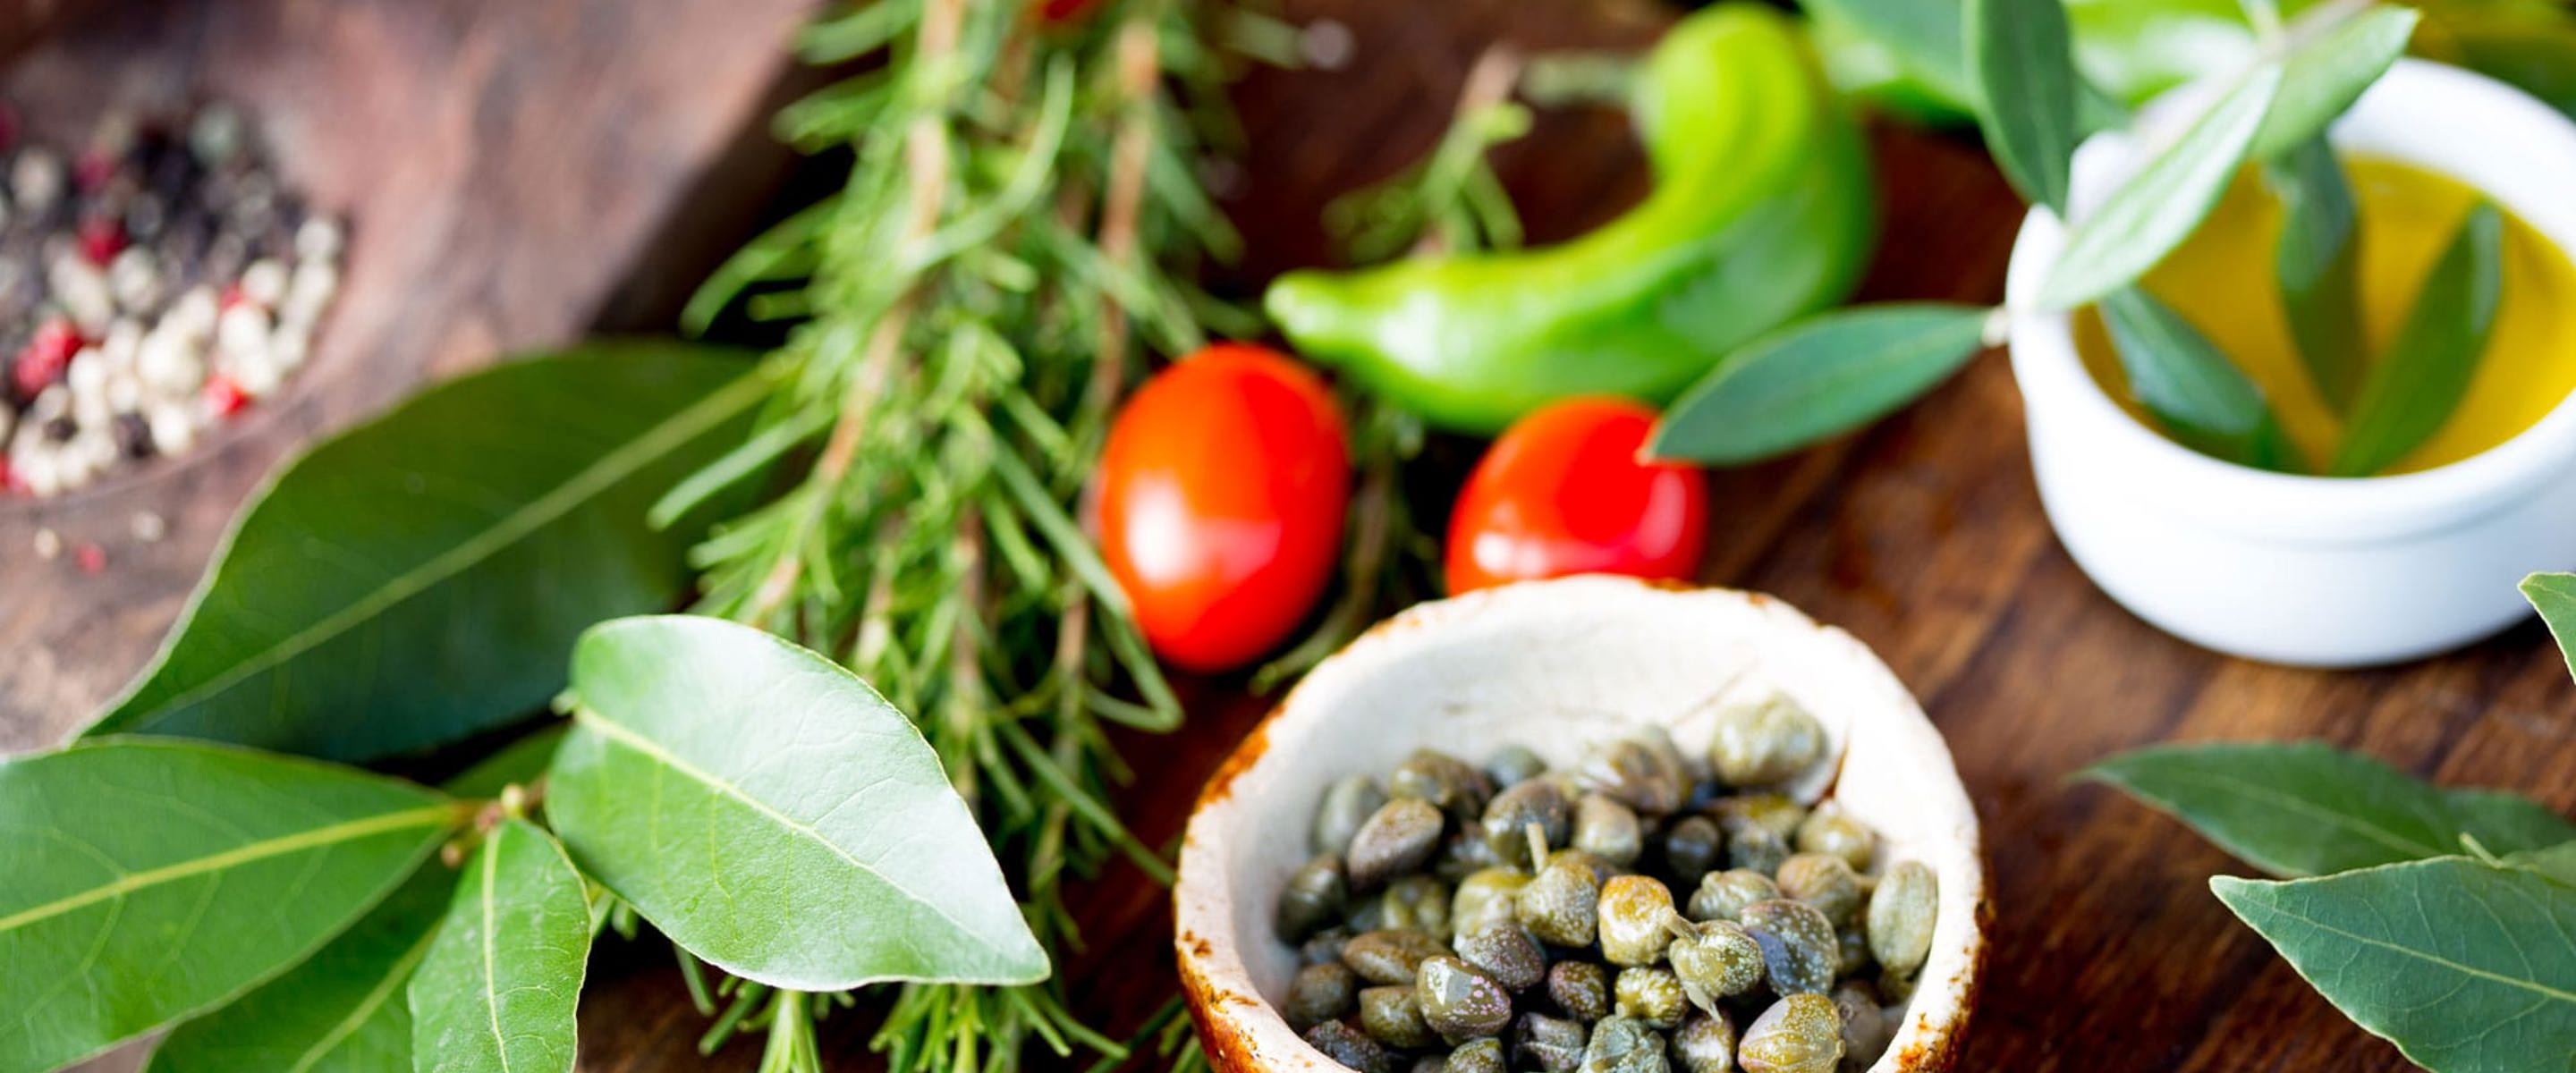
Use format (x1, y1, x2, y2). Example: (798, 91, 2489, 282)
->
(674, 0, 1242, 1068)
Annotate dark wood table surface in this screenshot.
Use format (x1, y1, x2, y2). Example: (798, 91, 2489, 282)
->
(9, 1, 2576, 1071)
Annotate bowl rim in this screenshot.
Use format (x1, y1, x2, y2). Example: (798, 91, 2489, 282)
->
(2004, 59, 2576, 545)
(1173, 576, 1988, 1072)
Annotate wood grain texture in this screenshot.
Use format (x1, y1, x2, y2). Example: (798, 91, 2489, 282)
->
(8, 0, 2576, 1071)
(0, 0, 816, 750)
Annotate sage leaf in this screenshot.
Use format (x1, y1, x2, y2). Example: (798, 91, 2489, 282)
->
(2040, 64, 2283, 310)
(146, 863, 455, 1073)
(2250, 5, 2420, 159)
(0, 739, 460, 1073)
(2213, 856, 2576, 1071)
(409, 819, 589, 1073)
(2099, 287, 2298, 471)
(2080, 740, 2576, 877)
(547, 616, 1047, 991)
(84, 343, 765, 763)
(2267, 137, 2367, 412)
(1968, 0, 2080, 213)
(2331, 202, 2504, 477)
(1649, 304, 1993, 465)
(2522, 572, 2576, 680)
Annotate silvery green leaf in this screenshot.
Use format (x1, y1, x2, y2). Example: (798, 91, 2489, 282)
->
(1650, 304, 1994, 464)
(547, 616, 1047, 991)
(2214, 855, 2576, 1071)
(2098, 288, 2298, 471)
(408, 819, 590, 1073)
(2040, 64, 2283, 310)
(2081, 740, 2576, 877)
(2523, 572, 2576, 680)
(0, 739, 459, 1073)
(2251, 5, 2420, 158)
(1969, 0, 2081, 212)
(2267, 138, 2367, 412)
(2330, 202, 2504, 477)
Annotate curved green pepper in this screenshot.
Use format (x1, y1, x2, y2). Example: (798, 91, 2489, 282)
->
(1264, 5, 1876, 435)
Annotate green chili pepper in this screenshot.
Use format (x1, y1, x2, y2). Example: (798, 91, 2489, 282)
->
(1264, 5, 1876, 435)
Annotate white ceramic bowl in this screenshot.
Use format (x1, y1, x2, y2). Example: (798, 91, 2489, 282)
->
(1174, 577, 1987, 1072)
(2007, 60, 2576, 668)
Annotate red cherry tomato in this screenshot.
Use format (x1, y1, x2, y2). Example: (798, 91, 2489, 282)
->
(1099, 343, 1351, 672)
(1445, 397, 1708, 594)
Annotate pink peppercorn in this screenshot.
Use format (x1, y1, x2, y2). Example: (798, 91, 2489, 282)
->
(76, 216, 126, 266)
(75, 543, 106, 575)
(202, 373, 248, 417)
(13, 319, 81, 398)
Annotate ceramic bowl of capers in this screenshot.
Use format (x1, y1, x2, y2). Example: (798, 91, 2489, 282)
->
(1174, 577, 1985, 1073)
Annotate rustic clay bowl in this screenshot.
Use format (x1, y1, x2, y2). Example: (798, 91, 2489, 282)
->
(1174, 575, 1987, 1071)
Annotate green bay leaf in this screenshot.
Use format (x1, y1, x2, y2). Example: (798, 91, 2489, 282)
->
(2522, 572, 2576, 680)
(2081, 740, 2576, 877)
(409, 819, 589, 1073)
(84, 343, 765, 763)
(2331, 202, 2504, 477)
(2214, 857, 2576, 1071)
(1969, 0, 2081, 212)
(2099, 287, 2298, 470)
(2041, 63, 2283, 310)
(146, 862, 455, 1073)
(1649, 303, 1993, 465)
(0, 739, 460, 1073)
(547, 616, 1047, 991)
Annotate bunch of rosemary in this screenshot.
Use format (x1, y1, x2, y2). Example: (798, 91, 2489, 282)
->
(665, 0, 1251, 1068)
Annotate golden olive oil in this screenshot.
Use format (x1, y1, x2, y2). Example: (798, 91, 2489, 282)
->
(2073, 156, 2576, 475)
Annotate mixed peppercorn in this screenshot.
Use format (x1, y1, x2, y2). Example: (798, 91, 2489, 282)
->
(0, 100, 343, 497)
(1275, 694, 1938, 1073)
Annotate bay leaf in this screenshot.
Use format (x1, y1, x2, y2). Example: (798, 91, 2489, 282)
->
(0, 739, 461, 1073)
(2267, 137, 2366, 412)
(145, 863, 456, 1073)
(1649, 303, 1993, 465)
(409, 819, 589, 1073)
(2098, 287, 2299, 471)
(2081, 740, 2576, 877)
(2521, 572, 2576, 680)
(2330, 202, 2504, 477)
(84, 343, 765, 764)
(2214, 856, 2576, 1071)
(546, 616, 1047, 991)
(1968, 0, 2080, 212)
(2040, 64, 2283, 311)
(2250, 5, 2420, 159)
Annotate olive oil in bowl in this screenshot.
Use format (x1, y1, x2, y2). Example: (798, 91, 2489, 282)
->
(2072, 156, 2576, 476)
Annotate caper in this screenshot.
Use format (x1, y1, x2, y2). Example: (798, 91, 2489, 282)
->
(1437, 828, 1505, 883)
(1710, 794, 1807, 840)
(1447, 1037, 1507, 1073)
(1301, 926, 1354, 967)
(1575, 739, 1686, 815)
(1773, 854, 1861, 925)
(1454, 921, 1547, 993)
(1517, 852, 1602, 948)
(1416, 956, 1513, 1043)
(1685, 869, 1780, 924)
(1411, 1056, 1446, 1073)
(1707, 693, 1826, 789)
(1393, 749, 1495, 822)
(1724, 824, 1790, 875)
(1665, 918, 1764, 1013)
(1735, 993, 1844, 1073)
(1451, 867, 1530, 937)
(1277, 855, 1349, 941)
(1597, 874, 1677, 967)
(1516, 1013, 1589, 1073)
(1573, 793, 1645, 866)
(1832, 983, 1892, 1069)
(1578, 1015, 1671, 1073)
(1486, 746, 1548, 789)
(1304, 1019, 1395, 1073)
(1668, 1010, 1737, 1073)
(1792, 806, 1873, 872)
(1864, 861, 1936, 976)
(1286, 961, 1359, 1031)
(1349, 798, 1446, 890)
(1385, 874, 1453, 934)
(1361, 984, 1442, 1049)
(1613, 967, 1686, 1029)
(1739, 900, 1838, 996)
(1482, 779, 1573, 867)
(1877, 965, 1917, 1005)
(1348, 896, 1388, 934)
(1546, 960, 1611, 1022)
(1835, 926, 1870, 976)
(1344, 929, 1455, 985)
(1635, 726, 1698, 788)
(1660, 815, 1724, 883)
(1317, 774, 1391, 857)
